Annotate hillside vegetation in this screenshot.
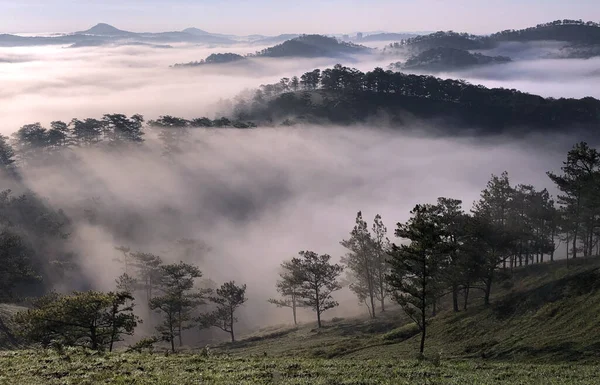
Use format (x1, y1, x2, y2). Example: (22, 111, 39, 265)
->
(234, 65, 600, 134)
(218, 257, 600, 363)
(391, 47, 511, 72)
(2, 259, 599, 384)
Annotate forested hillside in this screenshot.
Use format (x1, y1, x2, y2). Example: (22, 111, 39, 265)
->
(231, 64, 600, 133)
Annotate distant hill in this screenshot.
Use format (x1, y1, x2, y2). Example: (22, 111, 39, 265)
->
(173, 52, 246, 67)
(391, 47, 511, 72)
(490, 20, 600, 44)
(252, 34, 370, 58)
(356, 32, 419, 42)
(75, 23, 135, 36)
(251, 34, 301, 46)
(387, 31, 493, 53)
(182, 27, 212, 36)
(231, 65, 600, 134)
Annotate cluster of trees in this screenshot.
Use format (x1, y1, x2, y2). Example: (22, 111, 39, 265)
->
(391, 47, 511, 72)
(357, 142, 600, 354)
(0, 114, 257, 170)
(15, 251, 248, 352)
(269, 251, 343, 328)
(269, 142, 600, 354)
(172, 35, 369, 68)
(384, 20, 600, 53)
(384, 31, 492, 53)
(172, 53, 246, 67)
(0, 190, 73, 302)
(233, 64, 600, 132)
(490, 19, 600, 43)
(248, 35, 368, 59)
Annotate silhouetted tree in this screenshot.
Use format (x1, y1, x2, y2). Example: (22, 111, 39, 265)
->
(149, 262, 204, 352)
(292, 251, 343, 328)
(198, 281, 247, 342)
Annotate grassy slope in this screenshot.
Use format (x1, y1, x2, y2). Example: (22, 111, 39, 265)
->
(1, 259, 600, 384)
(220, 257, 600, 363)
(0, 350, 598, 385)
(0, 304, 26, 349)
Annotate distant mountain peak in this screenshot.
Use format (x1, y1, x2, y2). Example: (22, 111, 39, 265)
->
(182, 27, 211, 36)
(77, 23, 132, 36)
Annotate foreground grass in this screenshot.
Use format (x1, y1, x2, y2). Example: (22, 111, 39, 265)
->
(0, 349, 598, 385)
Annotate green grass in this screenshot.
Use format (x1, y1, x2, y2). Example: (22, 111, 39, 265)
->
(2, 258, 600, 383)
(0, 349, 598, 385)
(0, 304, 26, 349)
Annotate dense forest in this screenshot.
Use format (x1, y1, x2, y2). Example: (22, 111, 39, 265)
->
(229, 64, 600, 133)
(384, 20, 600, 58)
(390, 47, 511, 72)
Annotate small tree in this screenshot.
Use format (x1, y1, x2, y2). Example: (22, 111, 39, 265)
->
(341, 211, 377, 318)
(372, 214, 391, 312)
(15, 291, 139, 351)
(388, 204, 445, 355)
(268, 260, 305, 325)
(293, 251, 343, 328)
(199, 281, 247, 342)
(149, 262, 204, 352)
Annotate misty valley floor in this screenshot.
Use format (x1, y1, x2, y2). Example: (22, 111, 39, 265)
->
(0, 350, 598, 385)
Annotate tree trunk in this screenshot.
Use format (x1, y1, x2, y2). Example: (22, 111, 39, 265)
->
(316, 307, 321, 328)
(550, 227, 555, 262)
(463, 284, 470, 311)
(292, 299, 297, 326)
(90, 326, 98, 350)
(484, 273, 493, 307)
(452, 283, 459, 312)
(369, 292, 376, 319)
(419, 325, 426, 355)
(315, 285, 321, 328)
(169, 314, 175, 353)
(178, 310, 183, 347)
(573, 226, 578, 259)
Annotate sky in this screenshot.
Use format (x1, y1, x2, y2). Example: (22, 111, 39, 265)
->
(1, 0, 599, 35)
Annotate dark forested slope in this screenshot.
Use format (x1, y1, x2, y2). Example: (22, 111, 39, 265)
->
(232, 65, 600, 135)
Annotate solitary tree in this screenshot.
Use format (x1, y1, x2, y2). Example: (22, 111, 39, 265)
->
(199, 281, 247, 342)
(372, 214, 391, 312)
(268, 260, 305, 325)
(149, 262, 204, 352)
(292, 251, 343, 328)
(341, 211, 377, 318)
(388, 204, 445, 355)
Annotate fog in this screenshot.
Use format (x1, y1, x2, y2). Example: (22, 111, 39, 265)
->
(3, 42, 600, 133)
(5, 126, 576, 330)
(1, 41, 598, 333)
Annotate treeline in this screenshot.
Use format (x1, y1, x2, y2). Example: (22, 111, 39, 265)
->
(232, 64, 600, 132)
(172, 35, 368, 68)
(391, 47, 511, 71)
(0, 114, 257, 169)
(490, 19, 600, 43)
(385, 20, 600, 53)
(248, 35, 367, 58)
(14, 249, 249, 352)
(269, 142, 600, 354)
(172, 53, 246, 67)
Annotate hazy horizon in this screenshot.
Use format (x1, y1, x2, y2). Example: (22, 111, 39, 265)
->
(1, 0, 599, 35)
